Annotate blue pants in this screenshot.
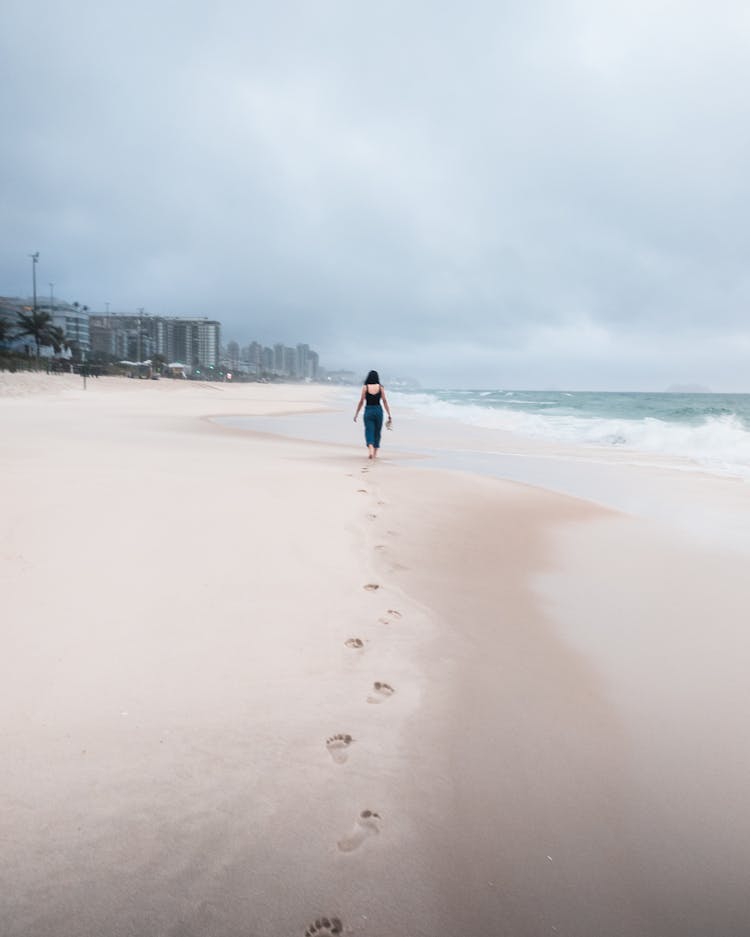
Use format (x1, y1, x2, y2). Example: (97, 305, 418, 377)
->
(364, 405, 383, 448)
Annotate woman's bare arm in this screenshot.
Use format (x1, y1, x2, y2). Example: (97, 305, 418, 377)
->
(381, 387, 392, 422)
(354, 386, 366, 421)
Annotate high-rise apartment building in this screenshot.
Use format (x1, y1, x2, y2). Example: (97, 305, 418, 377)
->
(89, 314, 220, 368)
(294, 344, 319, 380)
(171, 318, 221, 368)
(283, 346, 296, 376)
(296, 343, 309, 379)
(244, 341, 263, 373)
(90, 314, 153, 360)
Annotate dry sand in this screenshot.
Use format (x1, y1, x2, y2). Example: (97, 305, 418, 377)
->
(1, 373, 749, 936)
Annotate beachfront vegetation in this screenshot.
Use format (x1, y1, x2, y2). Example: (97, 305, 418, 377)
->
(14, 309, 54, 359)
(1, 310, 108, 374)
(48, 326, 70, 355)
(1, 311, 91, 372)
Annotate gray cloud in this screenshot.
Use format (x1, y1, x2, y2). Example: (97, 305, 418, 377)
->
(2, 0, 750, 388)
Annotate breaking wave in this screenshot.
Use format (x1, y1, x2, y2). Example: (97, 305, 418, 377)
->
(391, 390, 750, 478)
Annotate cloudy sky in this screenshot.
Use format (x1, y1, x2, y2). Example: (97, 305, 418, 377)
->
(2, 1, 750, 389)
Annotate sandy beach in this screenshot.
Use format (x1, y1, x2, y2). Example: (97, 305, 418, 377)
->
(2, 373, 750, 937)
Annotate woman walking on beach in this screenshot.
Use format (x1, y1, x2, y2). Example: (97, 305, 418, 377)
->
(354, 370, 392, 460)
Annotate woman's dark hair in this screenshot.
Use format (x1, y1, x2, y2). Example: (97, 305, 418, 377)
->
(364, 370, 380, 384)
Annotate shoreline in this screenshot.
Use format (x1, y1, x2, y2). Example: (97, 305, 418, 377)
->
(217, 398, 750, 557)
(2, 374, 749, 935)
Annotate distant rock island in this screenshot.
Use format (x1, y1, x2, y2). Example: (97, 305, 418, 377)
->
(665, 383, 712, 393)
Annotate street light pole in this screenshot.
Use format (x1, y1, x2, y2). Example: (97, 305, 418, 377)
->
(137, 307, 144, 367)
(29, 252, 39, 311)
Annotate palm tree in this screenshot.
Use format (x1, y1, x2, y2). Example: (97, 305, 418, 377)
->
(15, 308, 53, 361)
(0, 315, 12, 347)
(48, 325, 70, 355)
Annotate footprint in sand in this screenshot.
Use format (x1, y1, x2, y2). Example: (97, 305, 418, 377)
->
(367, 513, 378, 521)
(367, 681, 395, 703)
(326, 734, 354, 764)
(356, 488, 367, 493)
(344, 637, 364, 649)
(304, 917, 343, 936)
(387, 609, 402, 619)
(363, 583, 380, 591)
(337, 810, 382, 852)
(378, 609, 403, 625)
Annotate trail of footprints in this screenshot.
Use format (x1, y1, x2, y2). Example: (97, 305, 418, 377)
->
(306, 475, 403, 935)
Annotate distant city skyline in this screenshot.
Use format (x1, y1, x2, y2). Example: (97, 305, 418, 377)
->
(0, 284, 326, 370)
(1, 296, 324, 379)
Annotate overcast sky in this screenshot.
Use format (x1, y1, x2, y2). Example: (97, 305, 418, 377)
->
(2, 1, 750, 389)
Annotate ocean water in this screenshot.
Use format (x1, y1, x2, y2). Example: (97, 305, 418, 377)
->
(390, 389, 750, 479)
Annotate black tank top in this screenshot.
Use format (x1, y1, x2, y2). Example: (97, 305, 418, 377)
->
(365, 385, 382, 405)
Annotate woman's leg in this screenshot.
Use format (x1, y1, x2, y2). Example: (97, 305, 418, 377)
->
(364, 407, 377, 458)
(372, 408, 384, 457)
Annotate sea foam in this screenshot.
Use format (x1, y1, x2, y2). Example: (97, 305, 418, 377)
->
(391, 390, 750, 479)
